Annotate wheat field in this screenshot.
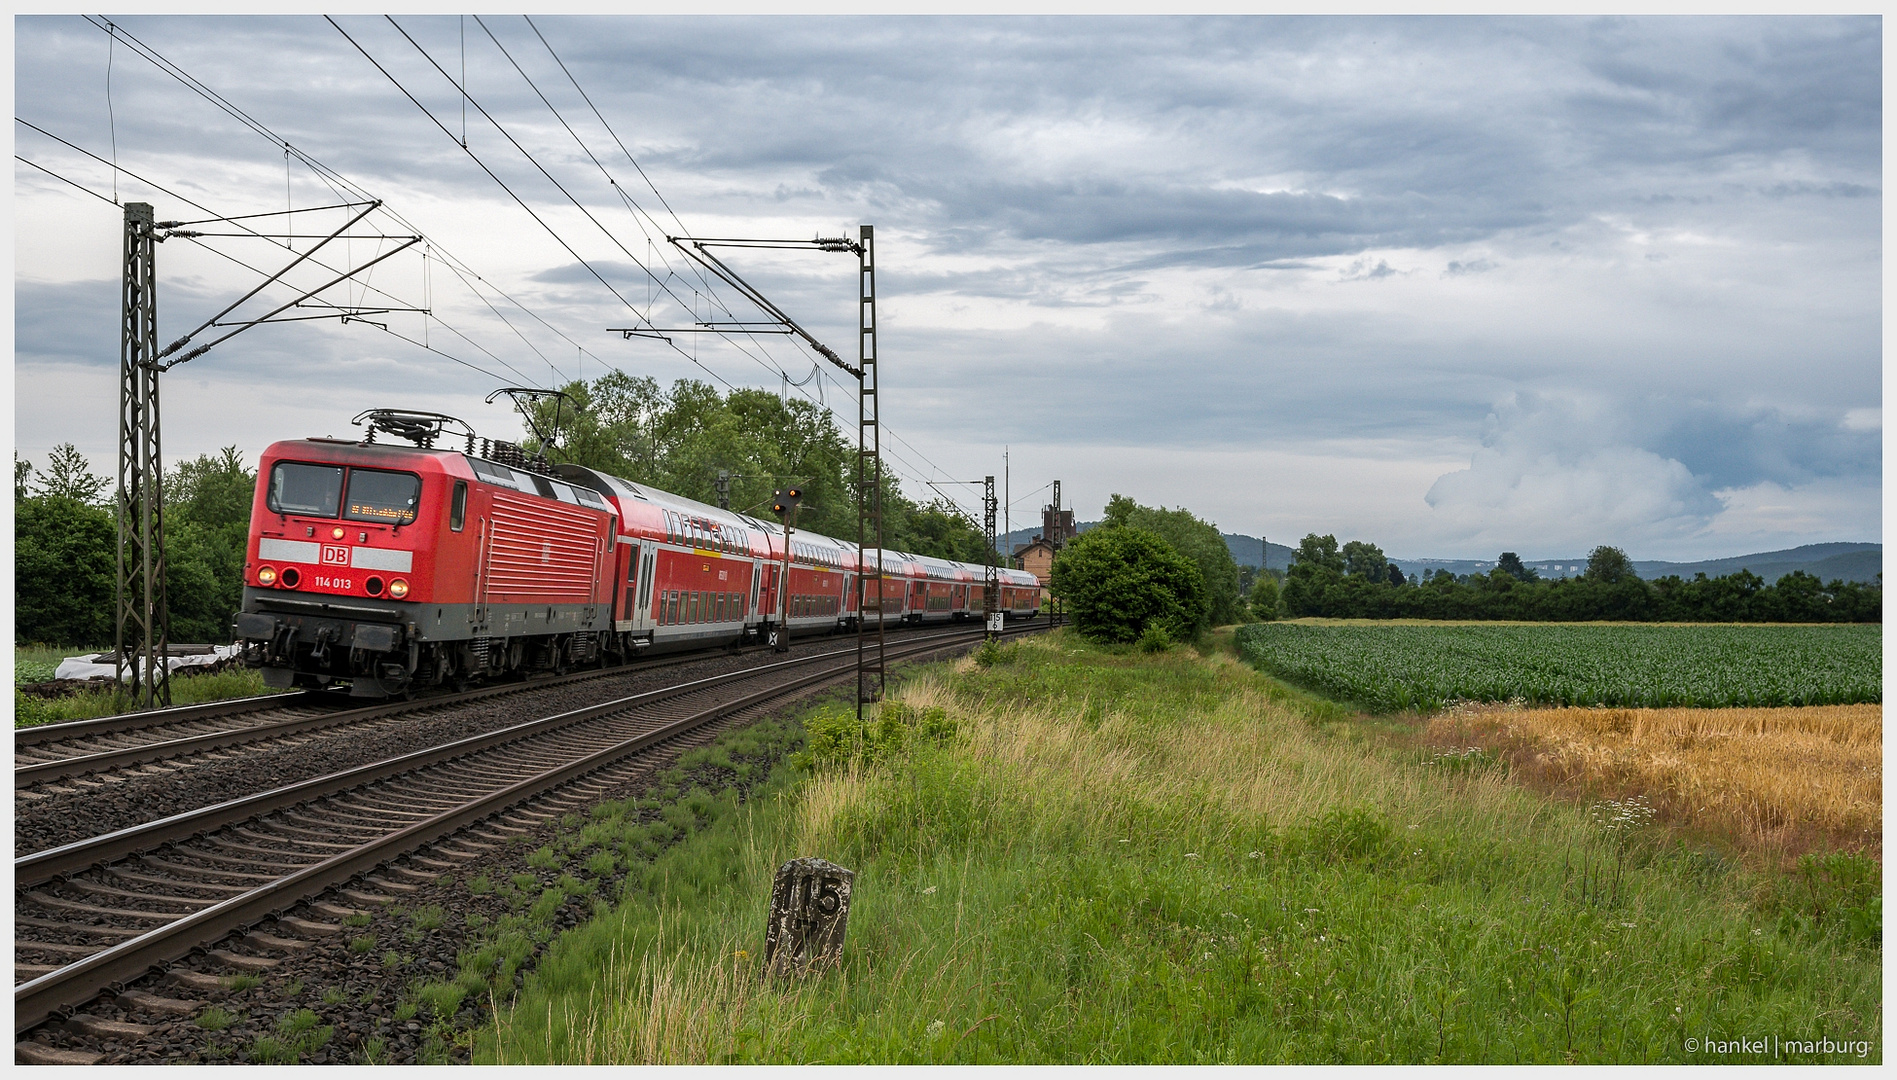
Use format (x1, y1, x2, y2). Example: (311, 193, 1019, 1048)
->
(1425, 703, 1881, 859)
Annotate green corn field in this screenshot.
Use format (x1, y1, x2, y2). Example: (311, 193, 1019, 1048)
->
(1234, 623, 1882, 712)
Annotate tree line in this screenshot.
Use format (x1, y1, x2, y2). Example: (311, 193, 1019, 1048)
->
(1269, 534, 1881, 623)
(16, 444, 255, 647)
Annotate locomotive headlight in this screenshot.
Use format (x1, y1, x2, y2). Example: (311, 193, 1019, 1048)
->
(389, 578, 410, 599)
(331, 526, 346, 540)
(257, 565, 278, 586)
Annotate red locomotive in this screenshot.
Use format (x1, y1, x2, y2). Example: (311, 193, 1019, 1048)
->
(235, 410, 1043, 696)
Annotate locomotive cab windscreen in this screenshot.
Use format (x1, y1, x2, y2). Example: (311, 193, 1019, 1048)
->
(267, 461, 421, 526)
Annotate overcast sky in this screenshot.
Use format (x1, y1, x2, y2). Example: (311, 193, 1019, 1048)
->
(13, 14, 1882, 560)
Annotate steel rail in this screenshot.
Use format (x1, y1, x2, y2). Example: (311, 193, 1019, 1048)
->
(15, 691, 332, 748)
(14, 623, 1029, 1033)
(17, 625, 998, 881)
(14, 614, 986, 766)
(15, 624, 922, 783)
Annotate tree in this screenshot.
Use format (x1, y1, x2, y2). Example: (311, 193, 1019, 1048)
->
(16, 494, 116, 645)
(526, 374, 988, 563)
(1280, 533, 1345, 616)
(1049, 526, 1207, 643)
(1585, 545, 1637, 584)
(1100, 494, 1243, 625)
(32, 443, 109, 504)
(1342, 539, 1388, 583)
(1496, 552, 1538, 582)
(1250, 577, 1281, 621)
(164, 447, 258, 643)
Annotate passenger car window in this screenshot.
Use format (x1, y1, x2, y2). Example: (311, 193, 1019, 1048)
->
(344, 468, 421, 526)
(268, 462, 344, 517)
(451, 481, 468, 532)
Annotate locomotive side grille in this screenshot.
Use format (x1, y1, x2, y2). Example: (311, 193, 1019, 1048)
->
(484, 491, 602, 601)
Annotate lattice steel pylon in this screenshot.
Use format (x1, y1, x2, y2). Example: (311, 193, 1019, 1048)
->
(116, 202, 171, 709)
(857, 225, 885, 713)
(984, 475, 999, 640)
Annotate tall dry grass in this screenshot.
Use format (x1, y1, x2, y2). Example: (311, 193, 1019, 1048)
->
(1426, 703, 1881, 859)
(795, 647, 1543, 870)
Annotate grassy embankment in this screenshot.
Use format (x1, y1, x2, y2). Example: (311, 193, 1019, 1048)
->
(478, 630, 1879, 1064)
(13, 644, 281, 728)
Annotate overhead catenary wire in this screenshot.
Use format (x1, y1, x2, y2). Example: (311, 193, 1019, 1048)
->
(401, 15, 817, 403)
(503, 18, 993, 501)
(16, 117, 541, 389)
(78, 15, 602, 387)
(60, 16, 1014, 515)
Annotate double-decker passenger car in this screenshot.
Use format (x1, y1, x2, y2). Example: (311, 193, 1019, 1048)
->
(235, 416, 1043, 696)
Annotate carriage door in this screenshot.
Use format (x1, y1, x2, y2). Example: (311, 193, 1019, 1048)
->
(626, 539, 648, 630)
(634, 545, 656, 631)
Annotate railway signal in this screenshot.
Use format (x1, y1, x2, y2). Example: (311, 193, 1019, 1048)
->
(771, 487, 802, 652)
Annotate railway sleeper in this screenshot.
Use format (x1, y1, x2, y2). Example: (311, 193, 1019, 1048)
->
(336, 888, 395, 907)
(114, 989, 199, 1017)
(274, 916, 344, 937)
(17, 1042, 106, 1065)
(64, 1015, 155, 1040)
(242, 931, 311, 953)
(206, 949, 279, 972)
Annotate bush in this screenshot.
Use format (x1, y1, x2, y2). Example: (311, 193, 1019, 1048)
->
(1772, 850, 1881, 949)
(1137, 624, 1173, 653)
(1048, 526, 1208, 644)
(1249, 578, 1281, 621)
(801, 701, 956, 769)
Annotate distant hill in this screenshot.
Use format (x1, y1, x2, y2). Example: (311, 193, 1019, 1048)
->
(1009, 527, 1879, 586)
(1221, 534, 1299, 572)
(1390, 543, 1880, 585)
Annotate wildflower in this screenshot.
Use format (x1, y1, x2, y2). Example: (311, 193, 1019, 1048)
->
(1412, 849, 1424, 856)
(1304, 908, 1320, 913)
(1184, 852, 1200, 860)
(922, 886, 937, 895)
(926, 1020, 945, 1037)
(734, 950, 749, 962)
(1247, 851, 1263, 859)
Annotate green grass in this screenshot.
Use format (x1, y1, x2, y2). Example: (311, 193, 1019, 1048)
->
(13, 642, 285, 728)
(479, 631, 1879, 1064)
(1234, 623, 1881, 712)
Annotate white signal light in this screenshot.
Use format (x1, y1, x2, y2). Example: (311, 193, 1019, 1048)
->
(331, 526, 346, 540)
(389, 578, 410, 599)
(257, 566, 278, 586)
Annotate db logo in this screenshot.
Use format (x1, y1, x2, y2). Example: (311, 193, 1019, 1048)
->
(320, 545, 351, 566)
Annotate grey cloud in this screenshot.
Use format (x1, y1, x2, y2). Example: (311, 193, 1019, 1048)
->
(14, 15, 1880, 559)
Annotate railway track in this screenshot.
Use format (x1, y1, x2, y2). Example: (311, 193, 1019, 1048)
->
(14, 623, 1031, 1040)
(14, 625, 949, 789)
